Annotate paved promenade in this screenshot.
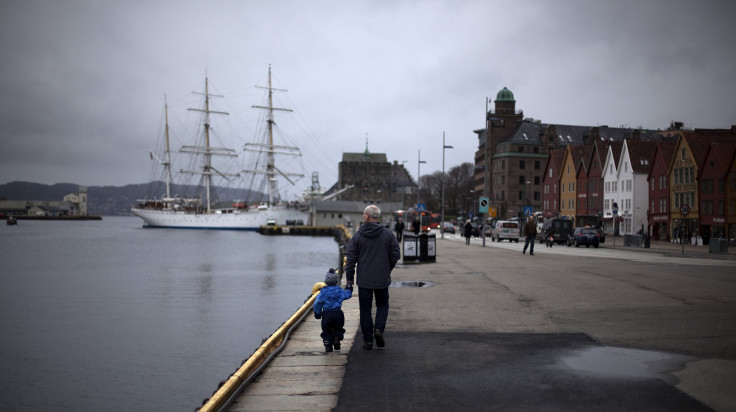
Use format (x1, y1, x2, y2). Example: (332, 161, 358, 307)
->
(229, 235, 736, 411)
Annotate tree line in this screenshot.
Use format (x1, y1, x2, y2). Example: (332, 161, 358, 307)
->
(416, 162, 475, 219)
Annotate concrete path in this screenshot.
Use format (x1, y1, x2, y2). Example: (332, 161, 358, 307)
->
(228, 235, 736, 411)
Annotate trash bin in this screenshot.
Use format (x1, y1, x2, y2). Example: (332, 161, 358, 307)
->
(402, 233, 419, 263)
(709, 238, 729, 254)
(418, 233, 436, 262)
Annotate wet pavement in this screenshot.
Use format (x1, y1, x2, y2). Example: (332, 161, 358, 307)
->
(335, 333, 709, 412)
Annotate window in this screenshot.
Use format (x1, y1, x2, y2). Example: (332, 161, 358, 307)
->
(533, 147, 539, 153)
(549, 168, 553, 178)
(718, 200, 724, 216)
(554, 183, 557, 194)
(534, 176, 540, 185)
(681, 148, 686, 160)
(534, 191, 540, 201)
(534, 161, 540, 170)
(719, 179, 725, 193)
(518, 146, 524, 153)
(651, 179, 654, 191)
(519, 191, 524, 201)
(501, 160, 505, 170)
(520, 160, 526, 169)
(651, 199, 655, 213)
(519, 176, 525, 184)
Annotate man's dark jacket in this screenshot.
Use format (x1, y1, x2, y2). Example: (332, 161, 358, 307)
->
(345, 221, 401, 289)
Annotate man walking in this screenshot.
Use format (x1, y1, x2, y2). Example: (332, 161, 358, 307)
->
(523, 216, 537, 255)
(395, 217, 405, 242)
(345, 205, 401, 349)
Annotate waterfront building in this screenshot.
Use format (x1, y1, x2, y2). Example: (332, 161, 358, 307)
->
(541, 149, 565, 219)
(697, 141, 736, 242)
(474, 86, 661, 220)
(618, 140, 659, 235)
(647, 141, 678, 241)
(331, 144, 415, 209)
(602, 142, 625, 235)
(0, 186, 89, 217)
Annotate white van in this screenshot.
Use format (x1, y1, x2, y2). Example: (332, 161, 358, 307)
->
(491, 220, 520, 242)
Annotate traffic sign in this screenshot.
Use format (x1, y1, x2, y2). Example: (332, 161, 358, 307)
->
(523, 206, 532, 216)
(479, 197, 489, 213)
(680, 204, 690, 216)
(417, 203, 426, 212)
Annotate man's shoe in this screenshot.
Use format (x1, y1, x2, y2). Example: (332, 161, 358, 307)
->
(362, 341, 373, 350)
(530, 253, 534, 255)
(333, 342, 341, 350)
(325, 345, 333, 353)
(374, 329, 385, 347)
(523, 250, 526, 254)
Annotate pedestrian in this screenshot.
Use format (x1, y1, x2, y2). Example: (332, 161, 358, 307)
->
(411, 217, 420, 234)
(523, 216, 537, 255)
(463, 219, 473, 245)
(313, 268, 353, 352)
(395, 217, 405, 242)
(345, 205, 401, 350)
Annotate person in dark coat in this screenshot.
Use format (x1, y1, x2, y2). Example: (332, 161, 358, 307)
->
(522, 216, 537, 255)
(345, 205, 401, 350)
(463, 219, 473, 245)
(395, 218, 405, 242)
(411, 217, 420, 234)
(313, 268, 353, 352)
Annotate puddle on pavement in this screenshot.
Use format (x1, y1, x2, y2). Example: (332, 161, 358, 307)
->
(562, 346, 696, 385)
(390, 281, 434, 288)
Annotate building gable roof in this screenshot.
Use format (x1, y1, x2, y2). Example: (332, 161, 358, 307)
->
(625, 140, 659, 174)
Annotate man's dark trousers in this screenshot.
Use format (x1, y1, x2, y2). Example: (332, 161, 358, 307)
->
(358, 287, 389, 343)
(523, 236, 535, 254)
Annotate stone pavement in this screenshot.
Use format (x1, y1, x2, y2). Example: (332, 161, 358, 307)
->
(229, 236, 736, 411)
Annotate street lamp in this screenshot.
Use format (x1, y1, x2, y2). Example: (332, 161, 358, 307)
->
(401, 160, 408, 208)
(441, 131, 453, 239)
(417, 150, 427, 209)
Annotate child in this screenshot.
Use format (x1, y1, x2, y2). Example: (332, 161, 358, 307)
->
(313, 268, 353, 352)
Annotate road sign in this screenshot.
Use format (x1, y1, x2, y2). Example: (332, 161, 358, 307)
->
(417, 203, 426, 212)
(479, 197, 489, 213)
(680, 204, 690, 216)
(523, 206, 532, 216)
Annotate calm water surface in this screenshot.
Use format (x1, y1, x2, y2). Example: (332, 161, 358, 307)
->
(0, 217, 339, 411)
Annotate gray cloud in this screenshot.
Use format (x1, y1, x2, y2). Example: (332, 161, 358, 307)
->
(1, 0, 734, 195)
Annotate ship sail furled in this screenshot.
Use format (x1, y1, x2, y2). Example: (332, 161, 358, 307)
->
(243, 65, 304, 206)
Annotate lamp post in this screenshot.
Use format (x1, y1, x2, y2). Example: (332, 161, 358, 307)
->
(417, 150, 427, 209)
(441, 131, 453, 239)
(401, 160, 408, 209)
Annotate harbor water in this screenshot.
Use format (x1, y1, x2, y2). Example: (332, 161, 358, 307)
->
(0, 217, 340, 411)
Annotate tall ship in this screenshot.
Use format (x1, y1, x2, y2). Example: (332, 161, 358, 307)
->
(131, 67, 311, 230)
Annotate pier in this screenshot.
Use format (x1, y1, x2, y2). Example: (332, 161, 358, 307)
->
(198, 235, 736, 412)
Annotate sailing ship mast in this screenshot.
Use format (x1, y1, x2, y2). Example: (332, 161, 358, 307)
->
(163, 96, 172, 200)
(181, 76, 238, 212)
(245, 65, 304, 205)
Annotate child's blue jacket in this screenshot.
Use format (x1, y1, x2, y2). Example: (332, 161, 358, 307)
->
(313, 285, 352, 314)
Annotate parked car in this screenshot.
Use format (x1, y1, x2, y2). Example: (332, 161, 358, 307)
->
(442, 221, 456, 234)
(566, 227, 600, 248)
(491, 220, 520, 242)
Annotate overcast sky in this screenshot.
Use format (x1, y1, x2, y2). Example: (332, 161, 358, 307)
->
(1, 0, 734, 197)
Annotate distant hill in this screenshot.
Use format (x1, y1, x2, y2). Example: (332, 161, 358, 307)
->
(0, 181, 265, 216)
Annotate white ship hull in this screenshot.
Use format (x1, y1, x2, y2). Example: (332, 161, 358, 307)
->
(131, 206, 309, 230)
